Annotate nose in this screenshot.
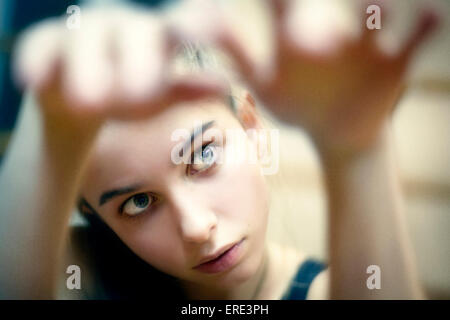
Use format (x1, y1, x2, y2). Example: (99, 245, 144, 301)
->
(169, 190, 218, 243)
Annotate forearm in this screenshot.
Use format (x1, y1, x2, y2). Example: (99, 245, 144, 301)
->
(317, 123, 424, 299)
(0, 92, 99, 299)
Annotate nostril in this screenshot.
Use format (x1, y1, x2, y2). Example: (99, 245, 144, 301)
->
(182, 230, 210, 243)
(170, 194, 218, 242)
(180, 216, 217, 243)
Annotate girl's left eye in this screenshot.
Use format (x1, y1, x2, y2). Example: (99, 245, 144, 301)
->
(188, 143, 219, 175)
(120, 193, 156, 217)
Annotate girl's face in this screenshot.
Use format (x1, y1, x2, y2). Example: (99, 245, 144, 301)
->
(79, 98, 270, 288)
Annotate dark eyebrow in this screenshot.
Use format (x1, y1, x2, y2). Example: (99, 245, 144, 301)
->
(99, 184, 142, 207)
(98, 121, 215, 207)
(179, 120, 215, 158)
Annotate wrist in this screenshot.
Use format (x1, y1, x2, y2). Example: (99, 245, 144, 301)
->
(311, 121, 392, 169)
(35, 86, 104, 143)
(39, 104, 103, 171)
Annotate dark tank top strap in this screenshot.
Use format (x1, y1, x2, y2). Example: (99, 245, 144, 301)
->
(281, 258, 327, 300)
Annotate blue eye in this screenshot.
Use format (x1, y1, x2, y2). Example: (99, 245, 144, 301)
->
(189, 143, 218, 175)
(121, 193, 155, 217)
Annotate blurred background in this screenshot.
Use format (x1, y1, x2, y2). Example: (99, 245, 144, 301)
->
(0, 0, 449, 299)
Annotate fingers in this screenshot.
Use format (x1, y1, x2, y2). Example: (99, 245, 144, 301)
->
(358, 0, 389, 45)
(13, 18, 63, 90)
(166, 73, 228, 104)
(397, 7, 440, 64)
(217, 30, 259, 84)
(284, 1, 356, 58)
(14, 4, 233, 122)
(110, 73, 228, 120)
(164, 0, 223, 44)
(267, 0, 289, 37)
(63, 10, 115, 110)
(115, 11, 167, 102)
(111, 4, 228, 119)
(165, 0, 270, 88)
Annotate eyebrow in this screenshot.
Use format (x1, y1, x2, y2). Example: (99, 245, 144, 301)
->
(98, 121, 215, 207)
(179, 120, 215, 158)
(99, 184, 142, 207)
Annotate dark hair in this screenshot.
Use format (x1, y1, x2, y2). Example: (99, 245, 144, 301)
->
(76, 198, 186, 300)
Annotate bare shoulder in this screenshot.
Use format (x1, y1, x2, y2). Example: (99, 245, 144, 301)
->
(263, 243, 307, 299)
(267, 243, 329, 300)
(284, 246, 329, 300)
(306, 268, 329, 300)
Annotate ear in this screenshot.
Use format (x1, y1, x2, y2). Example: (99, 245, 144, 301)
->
(235, 91, 263, 131)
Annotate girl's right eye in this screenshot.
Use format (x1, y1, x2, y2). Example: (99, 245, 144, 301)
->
(120, 193, 157, 217)
(188, 142, 219, 176)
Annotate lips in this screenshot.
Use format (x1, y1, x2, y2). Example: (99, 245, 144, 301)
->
(193, 238, 245, 274)
(196, 241, 239, 266)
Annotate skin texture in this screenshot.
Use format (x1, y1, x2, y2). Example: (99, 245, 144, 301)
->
(78, 99, 271, 294)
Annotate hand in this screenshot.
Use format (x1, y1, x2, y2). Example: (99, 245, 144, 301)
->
(214, 0, 440, 154)
(13, 5, 225, 130)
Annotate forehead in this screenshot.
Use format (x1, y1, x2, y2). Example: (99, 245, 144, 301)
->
(81, 99, 238, 196)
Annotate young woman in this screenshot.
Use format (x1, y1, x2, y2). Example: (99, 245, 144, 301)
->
(0, 0, 439, 299)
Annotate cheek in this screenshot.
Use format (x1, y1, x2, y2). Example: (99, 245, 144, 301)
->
(206, 161, 269, 281)
(208, 157, 270, 235)
(107, 217, 186, 276)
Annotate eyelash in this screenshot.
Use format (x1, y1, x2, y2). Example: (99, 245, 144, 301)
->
(118, 193, 159, 219)
(118, 141, 219, 219)
(187, 140, 219, 176)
